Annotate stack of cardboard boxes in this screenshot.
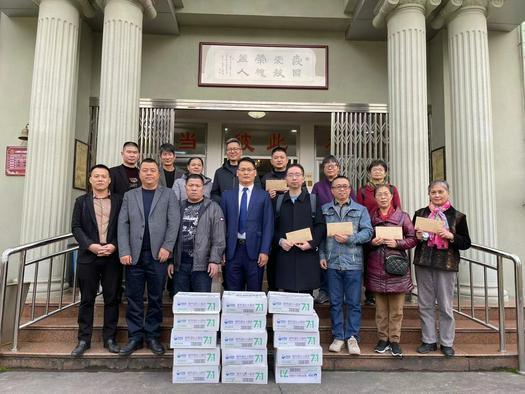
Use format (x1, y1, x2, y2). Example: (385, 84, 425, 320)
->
(170, 292, 221, 384)
(269, 291, 323, 384)
(220, 291, 269, 384)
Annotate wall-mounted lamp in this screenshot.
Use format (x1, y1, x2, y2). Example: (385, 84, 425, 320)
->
(18, 124, 29, 141)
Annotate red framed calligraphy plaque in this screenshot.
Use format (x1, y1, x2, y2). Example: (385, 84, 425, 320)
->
(5, 146, 27, 176)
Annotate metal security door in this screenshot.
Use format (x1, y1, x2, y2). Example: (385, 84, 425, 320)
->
(331, 111, 389, 189)
(138, 107, 176, 161)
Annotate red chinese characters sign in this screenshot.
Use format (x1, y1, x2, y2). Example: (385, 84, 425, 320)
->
(224, 129, 296, 156)
(5, 146, 27, 176)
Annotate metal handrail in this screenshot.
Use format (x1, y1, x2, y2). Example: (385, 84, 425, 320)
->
(413, 243, 524, 374)
(1, 236, 524, 373)
(0, 233, 79, 351)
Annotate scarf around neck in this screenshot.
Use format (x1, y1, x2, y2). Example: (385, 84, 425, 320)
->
(427, 201, 451, 249)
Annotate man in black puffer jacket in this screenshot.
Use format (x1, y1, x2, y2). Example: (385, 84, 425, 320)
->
(211, 137, 261, 203)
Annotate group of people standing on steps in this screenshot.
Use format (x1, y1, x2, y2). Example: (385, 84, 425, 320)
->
(70, 137, 471, 361)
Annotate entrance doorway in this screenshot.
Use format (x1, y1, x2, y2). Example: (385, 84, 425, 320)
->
(88, 100, 389, 189)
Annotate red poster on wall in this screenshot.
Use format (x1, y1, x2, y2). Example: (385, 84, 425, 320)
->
(5, 146, 27, 176)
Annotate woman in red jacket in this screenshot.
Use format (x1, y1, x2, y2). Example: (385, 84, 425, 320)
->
(366, 184, 417, 358)
(357, 159, 402, 306)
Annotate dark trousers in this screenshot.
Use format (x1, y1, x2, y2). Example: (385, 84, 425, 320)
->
(320, 267, 329, 294)
(173, 253, 212, 293)
(266, 248, 278, 292)
(125, 250, 167, 342)
(225, 241, 264, 291)
(77, 256, 122, 344)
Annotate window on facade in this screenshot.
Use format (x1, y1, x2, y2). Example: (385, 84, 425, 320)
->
(223, 125, 298, 179)
(173, 122, 207, 169)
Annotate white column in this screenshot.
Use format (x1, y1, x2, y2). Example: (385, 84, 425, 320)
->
(95, 0, 154, 166)
(384, 0, 430, 216)
(20, 0, 94, 291)
(446, 0, 501, 299)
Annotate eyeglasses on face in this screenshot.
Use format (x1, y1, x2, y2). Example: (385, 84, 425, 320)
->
(286, 173, 303, 178)
(331, 185, 350, 190)
(226, 147, 242, 152)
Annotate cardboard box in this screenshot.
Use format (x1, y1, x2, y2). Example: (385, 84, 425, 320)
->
(222, 291, 268, 314)
(221, 365, 268, 384)
(272, 313, 319, 332)
(268, 291, 314, 314)
(275, 346, 323, 366)
(221, 313, 267, 331)
(173, 313, 220, 331)
(173, 346, 220, 366)
(221, 348, 267, 366)
(275, 366, 322, 384)
(170, 329, 217, 348)
(172, 292, 221, 313)
(220, 330, 268, 349)
(172, 365, 220, 384)
(273, 331, 320, 347)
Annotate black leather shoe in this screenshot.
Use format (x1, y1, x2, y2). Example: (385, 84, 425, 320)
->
(104, 339, 121, 354)
(441, 345, 455, 357)
(146, 338, 165, 355)
(119, 339, 143, 356)
(71, 340, 90, 357)
(416, 342, 438, 354)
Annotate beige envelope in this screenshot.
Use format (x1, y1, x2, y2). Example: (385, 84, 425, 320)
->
(265, 179, 288, 192)
(415, 216, 444, 233)
(327, 222, 353, 237)
(375, 226, 403, 240)
(286, 228, 313, 243)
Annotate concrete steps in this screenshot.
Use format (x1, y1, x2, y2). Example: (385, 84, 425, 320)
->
(1, 300, 520, 371)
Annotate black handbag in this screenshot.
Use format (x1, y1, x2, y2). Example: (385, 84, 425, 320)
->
(384, 254, 409, 276)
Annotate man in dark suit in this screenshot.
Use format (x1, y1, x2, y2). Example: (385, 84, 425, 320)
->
(109, 141, 141, 197)
(220, 157, 273, 291)
(70, 164, 122, 357)
(118, 158, 180, 356)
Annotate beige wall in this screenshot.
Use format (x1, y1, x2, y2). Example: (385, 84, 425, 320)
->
(0, 15, 36, 253)
(90, 26, 389, 103)
(489, 28, 525, 288)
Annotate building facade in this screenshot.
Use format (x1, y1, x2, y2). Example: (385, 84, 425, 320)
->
(0, 0, 524, 295)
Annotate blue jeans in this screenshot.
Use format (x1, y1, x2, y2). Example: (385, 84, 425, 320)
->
(327, 268, 362, 341)
(125, 250, 167, 341)
(173, 253, 212, 293)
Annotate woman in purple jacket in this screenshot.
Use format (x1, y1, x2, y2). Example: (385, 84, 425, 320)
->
(366, 184, 417, 358)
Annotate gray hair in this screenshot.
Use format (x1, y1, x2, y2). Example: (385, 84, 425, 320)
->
(428, 179, 449, 193)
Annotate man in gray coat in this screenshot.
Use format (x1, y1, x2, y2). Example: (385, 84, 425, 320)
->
(118, 158, 180, 356)
(167, 174, 226, 292)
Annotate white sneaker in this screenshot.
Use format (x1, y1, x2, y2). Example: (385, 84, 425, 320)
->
(347, 336, 361, 355)
(329, 339, 345, 353)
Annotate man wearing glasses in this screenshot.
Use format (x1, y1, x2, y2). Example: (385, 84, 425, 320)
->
(311, 155, 356, 304)
(319, 175, 372, 355)
(274, 164, 326, 295)
(211, 137, 261, 203)
(220, 157, 273, 291)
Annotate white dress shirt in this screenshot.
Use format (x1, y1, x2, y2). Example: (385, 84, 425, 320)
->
(237, 183, 254, 239)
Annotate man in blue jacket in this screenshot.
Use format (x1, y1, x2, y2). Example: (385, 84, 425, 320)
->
(220, 157, 274, 291)
(320, 175, 373, 356)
